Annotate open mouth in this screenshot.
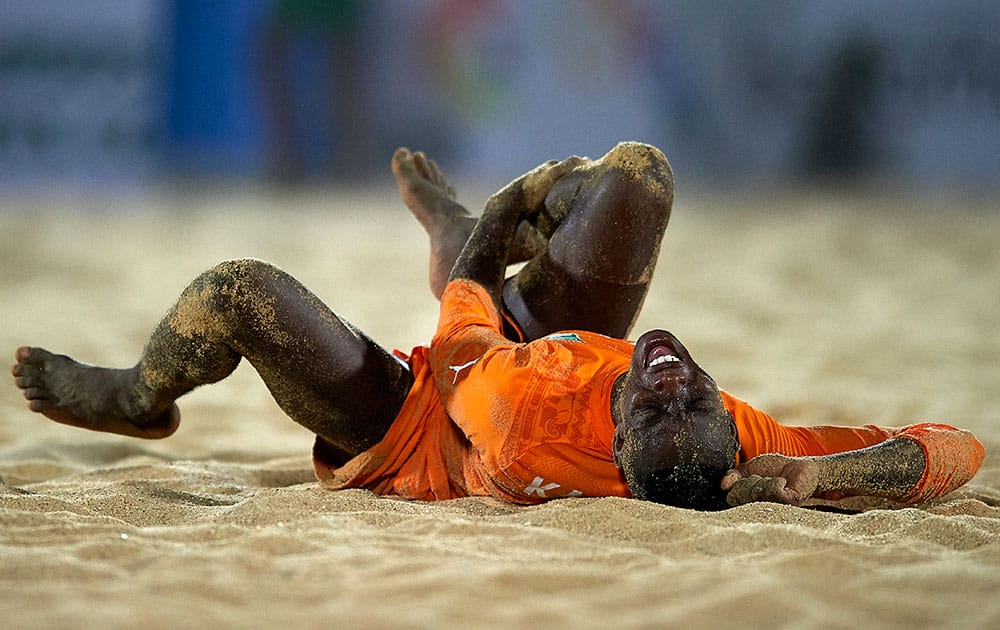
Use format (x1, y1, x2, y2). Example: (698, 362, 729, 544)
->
(638, 330, 689, 372)
(631, 330, 719, 402)
(646, 344, 682, 368)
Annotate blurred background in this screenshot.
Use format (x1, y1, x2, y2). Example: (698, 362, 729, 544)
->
(1, 0, 998, 195)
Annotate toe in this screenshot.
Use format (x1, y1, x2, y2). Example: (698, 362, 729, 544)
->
(392, 148, 426, 185)
(411, 151, 432, 179)
(391, 147, 413, 176)
(17, 346, 52, 367)
(12, 364, 42, 383)
(425, 156, 443, 182)
(23, 387, 48, 401)
(391, 146, 410, 165)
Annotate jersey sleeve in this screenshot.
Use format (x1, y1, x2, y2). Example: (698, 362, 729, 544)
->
(429, 279, 509, 401)
(724, 391, 986, 503)
(725, 391, 898, 459)
(427, 280, 539, 495)
(892, 423, 986, 503)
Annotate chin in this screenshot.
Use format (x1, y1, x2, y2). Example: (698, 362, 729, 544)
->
(631, 464, 730, 511)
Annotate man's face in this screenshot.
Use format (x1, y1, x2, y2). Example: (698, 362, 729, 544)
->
(612, 330, 739, 488)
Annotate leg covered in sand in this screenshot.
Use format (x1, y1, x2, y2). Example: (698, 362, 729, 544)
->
(504, 141, 674, 339)
(12, 259, 411, 457)
(395, 142, 674, 340)
(12, 347, 181, 439)
(392, 147, 546, 299)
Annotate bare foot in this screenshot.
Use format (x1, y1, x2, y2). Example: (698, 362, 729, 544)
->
(391, 147, 546, 299)
(392, 147, 477, 299)
(11, 346, 179, 439)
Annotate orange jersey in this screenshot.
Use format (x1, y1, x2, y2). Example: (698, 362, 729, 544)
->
(314, 280, 985, 505)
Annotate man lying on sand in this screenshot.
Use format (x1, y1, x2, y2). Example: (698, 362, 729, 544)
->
(12, 143, 985, 510)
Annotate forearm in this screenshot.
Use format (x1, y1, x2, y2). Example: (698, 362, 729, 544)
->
(448, 156, 585, 306)
(726, 424, 984, 507)
(813, 437, 926, 500)
(448, 189, 525, 305)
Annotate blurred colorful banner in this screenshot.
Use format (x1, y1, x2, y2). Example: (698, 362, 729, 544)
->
(1, 0, 998, 191)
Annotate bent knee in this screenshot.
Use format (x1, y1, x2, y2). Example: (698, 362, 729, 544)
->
(198, 258, 283, 311)
(210, 258, 279, 281)
(581, 142, 673, 230)
(595, 142, 674, 220)
(602, 142, 673, 192)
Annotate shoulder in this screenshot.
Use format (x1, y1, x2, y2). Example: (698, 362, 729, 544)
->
(530, 331, 634, 363)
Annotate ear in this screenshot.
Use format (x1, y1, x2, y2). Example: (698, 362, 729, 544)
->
(612, 425, 625, 468)
(727, 411, 740, 462)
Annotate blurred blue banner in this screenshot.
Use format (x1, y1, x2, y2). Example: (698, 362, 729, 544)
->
(0, 0, 998, 191)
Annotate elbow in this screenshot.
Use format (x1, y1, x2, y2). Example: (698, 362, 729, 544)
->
(902, 425, 986, 504)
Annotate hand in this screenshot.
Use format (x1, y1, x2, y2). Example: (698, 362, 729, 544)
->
(521, 156, 588, 211)
(492, 156, 588, 220)
(721, 454, 821, 507)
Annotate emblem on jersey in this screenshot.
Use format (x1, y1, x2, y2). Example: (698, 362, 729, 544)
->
(448, 357, 480, 383)
(545, 332, 584, 343)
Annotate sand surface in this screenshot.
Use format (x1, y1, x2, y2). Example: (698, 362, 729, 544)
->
(1, 187, 998, 629)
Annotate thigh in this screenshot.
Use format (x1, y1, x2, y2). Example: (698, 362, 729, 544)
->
(214, 260, 413, 456)
(503, 142, 674, 340)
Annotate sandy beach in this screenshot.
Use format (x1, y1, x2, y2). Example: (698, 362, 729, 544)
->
(2, 186, 998, 629)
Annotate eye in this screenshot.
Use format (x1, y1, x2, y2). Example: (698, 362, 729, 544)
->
(690, 399, 717, 413)
(639, 407, 664, 426)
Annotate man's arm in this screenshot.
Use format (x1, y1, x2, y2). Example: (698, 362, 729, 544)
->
(721, 438, 924, 506)
(449, 157, 585, 306)
(721, 425, 985, 507)
(429, 157, 586, 424)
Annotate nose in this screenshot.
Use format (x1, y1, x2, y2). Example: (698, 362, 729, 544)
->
(647, 368, 690, 396)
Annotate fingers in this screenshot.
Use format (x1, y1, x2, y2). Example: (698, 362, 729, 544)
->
(541, 156, 588, 180)
(725, 475, 793, 507)
(522, 156, 588, 209)
(720, 468, 742, 491)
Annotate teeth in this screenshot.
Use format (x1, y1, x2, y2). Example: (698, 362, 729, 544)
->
(649, 354, 681, 367)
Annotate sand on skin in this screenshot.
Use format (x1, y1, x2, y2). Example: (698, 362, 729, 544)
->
(1, 188, 998, 629)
